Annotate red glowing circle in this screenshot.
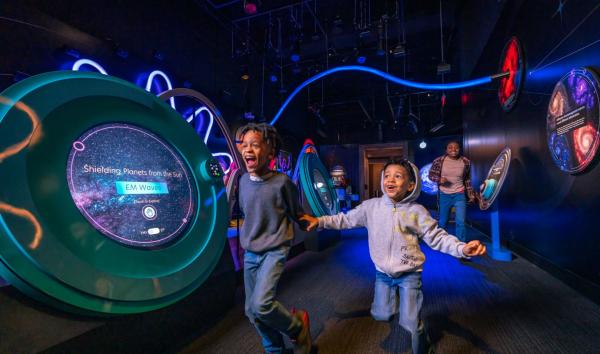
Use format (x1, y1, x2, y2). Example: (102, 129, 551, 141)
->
(573, 122, 597, 164)
(244, 3, 257, 14)
(498, 37, 525, 112)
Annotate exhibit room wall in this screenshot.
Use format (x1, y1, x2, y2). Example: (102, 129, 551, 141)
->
(460, 0, 600, 302)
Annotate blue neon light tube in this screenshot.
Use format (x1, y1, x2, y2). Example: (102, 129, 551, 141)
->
(269, 65, 494, 125)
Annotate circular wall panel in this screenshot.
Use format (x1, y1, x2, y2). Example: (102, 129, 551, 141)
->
(546, 67, 600, 174)
(419, 163, 438, 195)
(498, 37, 525, 112)
(479, 147, 511, 210)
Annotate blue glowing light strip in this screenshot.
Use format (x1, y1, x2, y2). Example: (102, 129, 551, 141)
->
(71, 58, 234, 173)
(269, 65, 493, 126)
(187, 106, 214, 144)
(145, 70, 175, 109)
(72, 59, 108, 75)
(211, 152, 233, 174)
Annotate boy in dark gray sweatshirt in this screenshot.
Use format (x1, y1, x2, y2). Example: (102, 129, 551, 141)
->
(305, 159, 486, 354)
(237, 123, 313, 354)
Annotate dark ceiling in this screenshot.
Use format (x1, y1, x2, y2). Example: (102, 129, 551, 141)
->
(196, 0, 491, 143)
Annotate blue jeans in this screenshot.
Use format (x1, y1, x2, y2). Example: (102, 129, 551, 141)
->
(244, 246, 302, 353)
(371, 271, 431, 354)
(439, 191, 467, 241)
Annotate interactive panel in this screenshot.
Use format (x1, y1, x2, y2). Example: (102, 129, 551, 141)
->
(478, 147, 511, 210)
(0, 71, 228, 314)
(419, 163, 438, 195)
(67, 123, 197, 248)
(547, 67, 600, 174)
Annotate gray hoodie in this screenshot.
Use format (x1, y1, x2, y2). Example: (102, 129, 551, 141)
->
(318, 161, 466, 277)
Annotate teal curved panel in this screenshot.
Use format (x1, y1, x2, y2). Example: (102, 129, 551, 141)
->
(0, 71, 228, 314)
(295, 144, 339, 217)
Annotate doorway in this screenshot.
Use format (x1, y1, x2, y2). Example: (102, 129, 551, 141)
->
(358, 142, 409, 201)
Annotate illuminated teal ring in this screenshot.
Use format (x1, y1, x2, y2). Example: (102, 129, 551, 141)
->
(0, 71, 227, 314)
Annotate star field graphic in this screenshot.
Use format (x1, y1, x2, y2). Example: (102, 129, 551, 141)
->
(67, 123, 198, 248)
(547, 68, 600, 174)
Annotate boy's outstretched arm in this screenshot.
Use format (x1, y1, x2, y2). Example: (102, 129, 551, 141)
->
(462, 240, 486, 257)
(302, 202, 369, 232)
(300, 214, 319, 231)
(414, 205, 485, 259)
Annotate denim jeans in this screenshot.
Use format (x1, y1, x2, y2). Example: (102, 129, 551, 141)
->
(371, 271, 431, 354)
(244, 245, 302, 353)
(438, 191, 467, 241)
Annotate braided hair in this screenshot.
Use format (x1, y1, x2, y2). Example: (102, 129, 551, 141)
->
(237, 123, 283, 156)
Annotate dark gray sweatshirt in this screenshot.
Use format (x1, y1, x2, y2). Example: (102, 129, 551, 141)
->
(239, 172, 302, 253)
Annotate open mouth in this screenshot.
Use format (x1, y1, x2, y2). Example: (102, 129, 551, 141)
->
(385, 185, 397, 192)
(244, 156, 257, 168)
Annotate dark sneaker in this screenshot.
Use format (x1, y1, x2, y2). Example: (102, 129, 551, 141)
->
(291, 309, 312, 354)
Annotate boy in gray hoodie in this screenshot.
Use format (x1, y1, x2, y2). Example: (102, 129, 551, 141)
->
(304, 159, 486, 354)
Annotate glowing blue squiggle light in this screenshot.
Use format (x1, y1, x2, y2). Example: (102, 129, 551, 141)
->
(187, 106, 214, 144)
(145, 70, 175, 109)
(269, 65, 494, 126)
(72, 59, 108, 75)
(212, 152, 233, 174)
(70, 59, 234, 173)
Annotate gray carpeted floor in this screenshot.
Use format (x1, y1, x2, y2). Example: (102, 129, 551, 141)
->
(179, 227, 600, 354)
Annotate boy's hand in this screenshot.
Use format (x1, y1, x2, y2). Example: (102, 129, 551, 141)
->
(462, 240, 486, 257)
(468, 193, 477, 204)
(299, 214, 319, 231)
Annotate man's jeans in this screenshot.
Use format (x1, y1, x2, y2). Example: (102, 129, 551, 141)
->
(371, 271, 431, 354)
(244, 246, 302, 353)
(439, 191, 467, 241)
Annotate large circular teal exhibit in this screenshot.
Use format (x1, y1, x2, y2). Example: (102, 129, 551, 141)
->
(296, 144, 339, 217)
(0, 71, 228, 314)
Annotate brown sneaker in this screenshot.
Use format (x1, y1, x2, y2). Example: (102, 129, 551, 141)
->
(291, 309, 312, 354)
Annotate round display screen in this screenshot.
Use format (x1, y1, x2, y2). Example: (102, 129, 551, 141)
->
(547, 67, 600, 174)
(419, 163, 438, 195)
(67, 123, 197, 248)
(312, 168, 333, 210)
